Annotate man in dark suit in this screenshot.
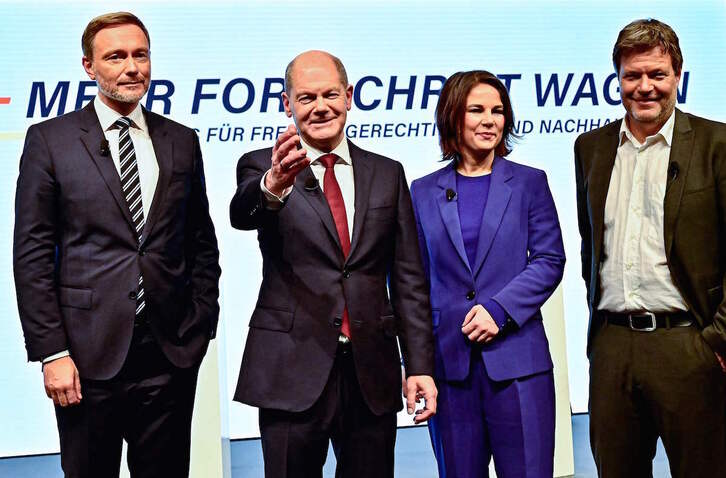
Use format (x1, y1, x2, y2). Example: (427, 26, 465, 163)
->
(13, 12, 220, 478)
(230, 50, 436, 477)
(575, 18, 726, 478)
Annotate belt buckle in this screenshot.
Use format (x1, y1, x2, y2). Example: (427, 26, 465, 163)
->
(629, 312, 656, 332)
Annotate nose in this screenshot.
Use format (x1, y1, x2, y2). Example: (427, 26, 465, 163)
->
(313, 96, 327, 113)
(637, 74, 653, 93)
(480, 111, 494, 126)
(124, 56, 139, 75)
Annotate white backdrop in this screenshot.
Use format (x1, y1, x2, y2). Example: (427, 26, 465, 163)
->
(1, 0, 725, 456)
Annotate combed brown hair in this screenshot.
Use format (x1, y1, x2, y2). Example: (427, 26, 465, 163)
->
(436, 70, 516, 161)
(613, 18, 682, 75)
(82, 12, 150, 59)
(285, 51, 349, 95)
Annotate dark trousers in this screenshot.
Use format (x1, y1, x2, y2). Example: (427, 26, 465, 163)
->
(589, 321, 726, 478)
(54, 325, 200, 478)
(258, 343, 397, 478)
(429, 351, 555, 478)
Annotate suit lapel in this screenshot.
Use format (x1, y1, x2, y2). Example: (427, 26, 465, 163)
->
(78, 102, 136, 232)
(589, 121, 620, 267)
(294, 165, 343, 258)
(436, 162, 471, 273)
(663, 110, 694, 258)
(471, 158, 512, 278)
(347, 141, 373, 262)
(141, 108, 173, 244)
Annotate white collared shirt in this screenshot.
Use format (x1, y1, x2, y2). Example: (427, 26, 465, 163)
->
(598, 111, 688, 312)
(261, 137, 355, 240)
(94, 96, 159, 220)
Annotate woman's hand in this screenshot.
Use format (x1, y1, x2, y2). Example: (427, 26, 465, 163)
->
(462, 304, 499, 343)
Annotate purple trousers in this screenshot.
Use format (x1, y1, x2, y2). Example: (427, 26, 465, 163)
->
(428, 352, 555, 478)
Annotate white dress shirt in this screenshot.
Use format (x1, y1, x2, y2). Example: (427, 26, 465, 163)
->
(43, 97, 160, 364)
(94, 96, 159, 221)
(598, 111, 688, 313)
(261, 137, 355, 240)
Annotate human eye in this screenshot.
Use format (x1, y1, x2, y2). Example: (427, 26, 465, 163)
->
(298, 95, 313, 104)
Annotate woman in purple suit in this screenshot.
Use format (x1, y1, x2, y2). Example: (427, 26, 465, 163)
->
(410, 71, 565, 477)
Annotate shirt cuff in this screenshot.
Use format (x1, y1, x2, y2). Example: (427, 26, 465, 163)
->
(42, 350, 70, 364)
(483, 299, 510, 330)
(260, 170, 292, 210)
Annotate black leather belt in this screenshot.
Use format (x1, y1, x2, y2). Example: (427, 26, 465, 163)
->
(599, 310, 693, 331)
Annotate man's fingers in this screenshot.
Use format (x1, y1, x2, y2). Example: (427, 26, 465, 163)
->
(279, 148, 308, 171)
(272, 125, 297, 154)
(275, 134, 302, 165)
(57, 391, 69, 407)
(405, 385, 417, 414)
(74, 370, 83, 401)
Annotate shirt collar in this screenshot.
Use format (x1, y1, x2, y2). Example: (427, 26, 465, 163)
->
(302, 136, 352, 166)
(619, 109, 676, 148)
(94, 96, 148, 134)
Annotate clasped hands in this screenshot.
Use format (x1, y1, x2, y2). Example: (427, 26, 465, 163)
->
(462, 304, 500, 343)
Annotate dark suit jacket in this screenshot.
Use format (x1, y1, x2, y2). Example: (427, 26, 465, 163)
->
(13, 101, 221, 380)
(230, 140, 433, 415)
(575, 109, 726, 356)
(411, 159, 565, 382)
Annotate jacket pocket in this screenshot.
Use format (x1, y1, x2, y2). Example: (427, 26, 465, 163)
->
(249, 306, 294, 332)
(58, 286, 93, 310)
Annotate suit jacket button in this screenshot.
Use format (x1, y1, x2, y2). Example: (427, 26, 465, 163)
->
(342, 269, 350, 279)
(466, 290, 476, 300)
(333, 317, 342, 327)
(128, 291, 137, 300)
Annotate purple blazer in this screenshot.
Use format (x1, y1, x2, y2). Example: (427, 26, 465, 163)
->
(410, 158, 565, 382)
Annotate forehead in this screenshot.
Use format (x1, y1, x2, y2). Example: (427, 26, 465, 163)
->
(93, 24, 149, 52)
(620, 46, 673, 72)
(290, 57, 342, 91)
(466, 83, 502, 104)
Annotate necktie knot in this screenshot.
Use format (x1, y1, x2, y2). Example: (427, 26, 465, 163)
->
(318, 153, 338, 169)
(114, 117, 132, 130)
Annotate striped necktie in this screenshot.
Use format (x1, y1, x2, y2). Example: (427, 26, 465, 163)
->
(114, 117, 146, 317)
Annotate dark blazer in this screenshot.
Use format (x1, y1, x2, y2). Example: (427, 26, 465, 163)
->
(575, 109, 726, 355)
(230, 141, 433, 415)
(411, 159, 565, 382)
(13, 101, 221, 380)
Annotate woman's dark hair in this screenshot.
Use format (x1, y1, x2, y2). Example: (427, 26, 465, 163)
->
(436, 70, 517, 161)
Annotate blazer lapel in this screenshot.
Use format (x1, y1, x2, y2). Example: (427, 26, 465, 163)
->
(663, 109, 694, 259)
(588, 121, 620, 267)
(347, 141, 373, 262)
(78, 102, 136, 232)
(141, 109, 172, 244)
(436, 162, 470, 273)
(471, 158, 512, 278)
(294, 165, 343, 258)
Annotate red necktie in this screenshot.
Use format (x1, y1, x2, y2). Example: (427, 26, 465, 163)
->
(319, 153, 351, 338)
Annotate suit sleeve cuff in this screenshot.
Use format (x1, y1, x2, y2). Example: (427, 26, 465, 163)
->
(42, 350, 70, 364)
(484, 299, 510, 330)
(260, 171, 292, 210)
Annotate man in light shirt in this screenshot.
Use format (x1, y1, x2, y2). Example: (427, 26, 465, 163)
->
(575, 18, 726, 477)
(230, 50, 436, 477)
(13, 12, 220, 477)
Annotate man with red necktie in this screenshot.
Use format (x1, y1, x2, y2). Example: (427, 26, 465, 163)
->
(230, 50, 437, 478)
